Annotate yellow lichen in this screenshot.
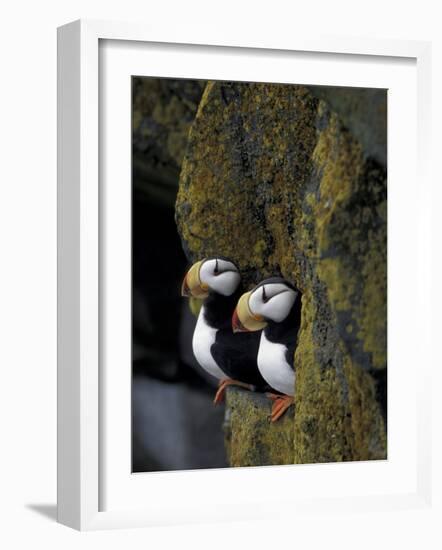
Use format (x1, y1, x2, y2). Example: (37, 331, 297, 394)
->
(358, 235, 387, 369)
(225, 387, 294, 467)
(293, 291, 353, 463)
(176, 80, 387, 465)
(343, 353, 387, 460)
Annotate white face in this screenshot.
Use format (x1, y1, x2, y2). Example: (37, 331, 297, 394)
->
(199, 258, 241, 296)
(249, 282, 297, 322)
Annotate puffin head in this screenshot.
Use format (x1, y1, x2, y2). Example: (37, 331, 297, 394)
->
(181, 257, 241, 299)
(232, 277, 298, 333)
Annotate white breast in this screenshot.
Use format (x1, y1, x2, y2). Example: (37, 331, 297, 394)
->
(192, 305, 226, 380)
(257, 331, 295, 396)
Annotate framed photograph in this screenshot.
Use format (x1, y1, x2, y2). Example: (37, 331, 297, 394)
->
(57, 19, 432, 530)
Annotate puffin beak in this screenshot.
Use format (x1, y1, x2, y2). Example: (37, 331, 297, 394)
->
(232, 307, 249, 333)
(181, 260, 209, 299)
(181, 274, 192, 297)
(232, 291, 267, 333)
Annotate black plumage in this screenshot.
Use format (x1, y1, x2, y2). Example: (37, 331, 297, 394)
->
(203, 290, 268, 389)
(262, 289, 302, 369)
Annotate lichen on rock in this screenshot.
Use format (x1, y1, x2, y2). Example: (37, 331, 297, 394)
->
(175, 80, 387, 465)
(133, 77, 206, 206)
(224, 387, 294, 467)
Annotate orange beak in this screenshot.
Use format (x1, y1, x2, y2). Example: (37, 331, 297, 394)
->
(232, 307, 250, 333)
(232, 290, 267, 333)
(180, 260, 209, 299)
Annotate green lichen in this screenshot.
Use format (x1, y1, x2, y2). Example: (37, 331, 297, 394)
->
(343, 354, 387, 460)
(133, 77, 206, 202)
(293, 290, 353, 463)
(310, 110, 387, 371)
(225, 387, 294, 467)
(176, 81, 319, 288)
(176, 80, 387, 466)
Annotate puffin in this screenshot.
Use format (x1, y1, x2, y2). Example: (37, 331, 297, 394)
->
(232, 278, 301, 422)
(181, 257, 267, 404)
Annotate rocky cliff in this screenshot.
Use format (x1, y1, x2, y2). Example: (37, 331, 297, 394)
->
(133, 77, 206, 207)
(176, 81, 387, 465)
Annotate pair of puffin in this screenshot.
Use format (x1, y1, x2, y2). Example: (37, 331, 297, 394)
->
(181, 257, 301, 421)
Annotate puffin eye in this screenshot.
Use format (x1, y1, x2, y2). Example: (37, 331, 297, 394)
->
(214, 258, 219, 275)
(262, 285, 268, 303)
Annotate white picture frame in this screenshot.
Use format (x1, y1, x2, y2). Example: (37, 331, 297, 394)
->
(57, 19, 432, 531)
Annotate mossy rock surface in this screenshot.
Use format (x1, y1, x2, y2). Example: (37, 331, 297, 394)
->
(307, 86, 387, 165)
(176, 81, 387, 464)
(224, 387, 294, 467)
(133, 77, 206, 205)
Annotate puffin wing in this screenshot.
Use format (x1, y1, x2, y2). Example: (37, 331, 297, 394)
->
(210, 330, 267, 389)
(284, 343, 296, 372)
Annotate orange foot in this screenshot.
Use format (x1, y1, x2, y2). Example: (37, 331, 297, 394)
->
(267, 393, 294, 422)
(213, 379, 254, 405)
